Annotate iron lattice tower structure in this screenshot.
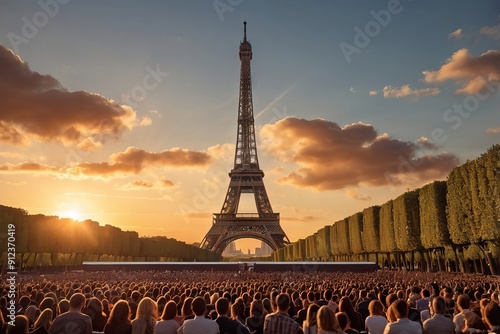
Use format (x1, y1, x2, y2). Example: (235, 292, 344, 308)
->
(200, 22, 290, 254)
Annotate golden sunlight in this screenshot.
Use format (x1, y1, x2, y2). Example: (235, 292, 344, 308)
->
(55, 210, 84, 222)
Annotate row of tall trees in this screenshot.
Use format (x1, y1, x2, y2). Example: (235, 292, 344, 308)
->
(272, 145, 499, 274)
(0, 208, 221, 268)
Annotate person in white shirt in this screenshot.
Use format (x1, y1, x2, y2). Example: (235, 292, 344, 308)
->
(453, 294, 472, 334)
(383, 300, 422, 334)
(365, 300, 388, 334)
(177, 297, 219, 334)
(422, 296, 454, 334)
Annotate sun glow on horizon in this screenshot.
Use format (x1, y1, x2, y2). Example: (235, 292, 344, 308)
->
(54, 210, 84, 222)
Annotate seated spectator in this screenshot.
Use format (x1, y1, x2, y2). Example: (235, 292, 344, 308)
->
(453, 294, 474, 333)
(422, 296, 454, 334)
(131, 297, 157, 334)
(339, 297, 364, 332)
(7, 315, 29, 334)
(462, 311, 487, 333)
(316, 306, 341, 334)
(383, 300, 421, 334)
(104, 300, 132, 334)
(155, 301, 179, 334)
(416, 290, 431, 313)
(365, 300, 388, 334)
(336, 312, 359, 334)
(24, 306, 38, 329)
(263, 294, 302, 334)
(215, 298, 250, 334)
(246, 300, 265, 334)
(48, 293, 92, 334)
(56, 299, 69, 316)
(303, 304, 319, 334)
(83, 297, 108, 332)
(30, 309, 52, 334)
(177, 297, 218, 334)
(483, 301, 500, 333)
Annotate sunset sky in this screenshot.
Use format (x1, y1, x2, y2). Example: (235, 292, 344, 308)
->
(0, 1, 499, 253)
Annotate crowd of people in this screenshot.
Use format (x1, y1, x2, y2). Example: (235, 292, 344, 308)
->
(1, 270, 500, 334)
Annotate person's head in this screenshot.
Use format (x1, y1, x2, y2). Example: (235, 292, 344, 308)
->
(230, 303, 240, 320)
(23, 305, 38, 326)
(87, 297, 104, 315)
(386, 293, 398, 308)
(215, 298, 230, 316)
(305, 303, 320, 326)
(57, 299, 70, 315)
(338, 296, 355, 315)
(431, 296, 446, 315)
(463, 311, 486, 331)
(33, 308, 52, 330)
(276, 293, 290, 312)
(392, 300, 409, 319)
(386, 303, 397, 323)
(316, 306, 341, 332)
(39, 297, 55, 312)
(368, 300, 384, 316)
(250, 300, 264, 317)
(335, 312, 350, 330)
(7, 315, 29, 334)
(136, 297, 158, 319)
(108, 300, 131, 325)
(181, 297, 193, 316)
(457, 294, 471, 312)
(69, 293, 86, 311)
(161, 301, 177, 321)
(484, 301, 500, 328)
(421, 289, 430, 298)
(191, 297, 206, 317)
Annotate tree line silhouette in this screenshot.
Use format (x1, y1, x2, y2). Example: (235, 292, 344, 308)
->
(0, 208, 221, 269)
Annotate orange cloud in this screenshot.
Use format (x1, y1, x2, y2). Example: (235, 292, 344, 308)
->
(0, 45, 137, 146)
(423, 48, 500, 94)
(346, 189, 372, 201)
(0, 162, 59, 174)
(448, 28, 463, 39)
(66, 146, 211, 178)
(383, 84, 440, 100)
(486, 127, 500, 134)
(260, 117, 458, 191)
(0, 147, 211, 179)
(480, 25, 500, 39)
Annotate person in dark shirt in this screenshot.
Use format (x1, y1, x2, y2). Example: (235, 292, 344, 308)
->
(215, 298, 250, 334)
(48, 293, 92, 334)
(103, 300, 132, 334)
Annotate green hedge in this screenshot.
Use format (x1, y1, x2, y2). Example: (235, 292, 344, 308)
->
(393, 189, 421, 251)
(362, 206, 380, 252)
(379, 200, 397, 252)
(419, 181, 450, 249)
(348, 212, 364, 254)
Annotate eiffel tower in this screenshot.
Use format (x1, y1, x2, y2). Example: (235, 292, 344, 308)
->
(200, 22, 290, 254)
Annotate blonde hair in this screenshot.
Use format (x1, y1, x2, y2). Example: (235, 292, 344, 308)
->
(317, 305, 342, 332)
(136, 297, 158, 320)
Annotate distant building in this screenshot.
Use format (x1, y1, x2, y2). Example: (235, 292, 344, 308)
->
(255, 247, 261, 256)
(260, 241, 272, 256)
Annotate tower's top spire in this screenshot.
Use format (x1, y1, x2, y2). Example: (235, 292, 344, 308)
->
(243, 21, 247, 42)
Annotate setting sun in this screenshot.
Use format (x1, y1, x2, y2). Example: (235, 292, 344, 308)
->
(55, 210, 84, 222)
